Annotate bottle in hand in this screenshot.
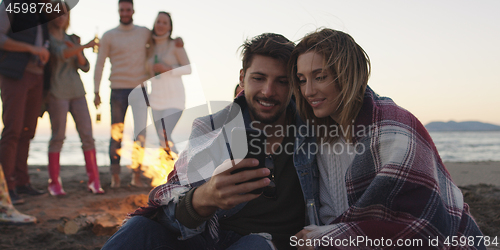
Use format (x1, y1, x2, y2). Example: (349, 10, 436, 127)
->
(154, 54, 160, 77)
(96, 106, 101, 123)
(93, 34, 99, 53)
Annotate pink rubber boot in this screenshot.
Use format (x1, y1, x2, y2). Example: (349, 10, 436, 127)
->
(84, 149, 104, 194)
(48, 152, 66, 196)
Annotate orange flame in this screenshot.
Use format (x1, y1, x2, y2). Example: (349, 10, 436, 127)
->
(112, 122, 177, 187)
(119, 136, 177, 187)
(111, 123, 125, 160)
(141, 145, 177, 187)
(130, 135, 146, 171)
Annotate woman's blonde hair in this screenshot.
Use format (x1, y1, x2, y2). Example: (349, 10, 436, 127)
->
(288, 28, 371, 143)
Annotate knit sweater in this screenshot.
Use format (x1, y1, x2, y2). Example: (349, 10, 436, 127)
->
(94, 24, 150, 91)
(316, 138, 353, 225)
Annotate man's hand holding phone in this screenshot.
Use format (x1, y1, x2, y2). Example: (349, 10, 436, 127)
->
(191, 158, 270, 217)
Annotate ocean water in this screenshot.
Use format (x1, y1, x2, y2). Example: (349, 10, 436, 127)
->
(28, 132, 189, 167)
(27, 131, 500, 166)
(429, 131, 500, 162)
(28, 134, 113, 167)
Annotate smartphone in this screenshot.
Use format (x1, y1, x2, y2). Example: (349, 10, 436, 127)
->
(230, 127, 267, 194)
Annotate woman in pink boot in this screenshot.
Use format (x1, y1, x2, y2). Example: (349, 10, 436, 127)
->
(45, 3, 103, 195)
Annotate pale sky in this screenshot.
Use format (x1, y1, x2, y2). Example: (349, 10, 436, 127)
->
(3, 0, 500, 137)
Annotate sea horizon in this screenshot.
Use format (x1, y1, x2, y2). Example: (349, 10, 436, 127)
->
(27, 131, 500, 166)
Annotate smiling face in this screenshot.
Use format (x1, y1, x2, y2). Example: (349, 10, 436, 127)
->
(119, 2, 134, 25)
(154, 13, 172, 37)
(240, 55, 290, 125)
(296, 51, 341, 121)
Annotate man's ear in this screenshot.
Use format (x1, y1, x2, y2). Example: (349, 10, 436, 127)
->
(239, 69, 245, 87)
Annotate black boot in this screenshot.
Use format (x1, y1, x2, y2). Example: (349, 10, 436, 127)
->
(16, 183, 46, 196)
(8, 190, 25, 205)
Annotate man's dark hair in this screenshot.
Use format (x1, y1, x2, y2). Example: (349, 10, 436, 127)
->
(119, 0, 133, 4)
(240, 33, 294, 74)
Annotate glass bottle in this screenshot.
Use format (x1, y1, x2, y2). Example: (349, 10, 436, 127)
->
(93, 27, 99, 53)
(154, 54, 160, 77)
(96, 106, 101, 123)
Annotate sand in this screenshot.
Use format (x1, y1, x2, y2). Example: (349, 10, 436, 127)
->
(446, 161, 500, 249)
(445, 161, 500, 186)
(0, 162, 498, 250)
(0, 165, 151, 250)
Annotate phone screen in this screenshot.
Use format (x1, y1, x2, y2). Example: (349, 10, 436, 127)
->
(230, 127, 267, 194)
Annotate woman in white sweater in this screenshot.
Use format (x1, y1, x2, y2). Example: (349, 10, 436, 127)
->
(146, 12, 191, 153)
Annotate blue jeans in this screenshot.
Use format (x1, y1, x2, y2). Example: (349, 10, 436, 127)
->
(109, 88, 148, 174)
(101, 216, 275, 250)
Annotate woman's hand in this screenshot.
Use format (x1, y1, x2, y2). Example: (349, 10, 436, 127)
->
(294, 229, 314, 250)
(65, 38, 98, 50)
(83, 39, 99, 49)
(153, 63, 173, 74)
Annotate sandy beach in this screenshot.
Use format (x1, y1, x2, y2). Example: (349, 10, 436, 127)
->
(0, 162, 499, 250)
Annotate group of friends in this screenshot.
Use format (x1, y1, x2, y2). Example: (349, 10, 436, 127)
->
(0, 0, 189, 224)
(0, 0, 487, 249)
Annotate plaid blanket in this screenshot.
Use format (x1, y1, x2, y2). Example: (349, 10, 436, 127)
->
(131, 87, 485, 249)
(305, 86, 485, 249)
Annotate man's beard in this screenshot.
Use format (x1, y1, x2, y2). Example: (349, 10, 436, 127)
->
(120, 17, 133, 25)
(247, 97, 287, 125)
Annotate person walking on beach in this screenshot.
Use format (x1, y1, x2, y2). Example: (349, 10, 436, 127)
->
(146, 12, 190, 154)
(94, 0, 184, 188)
(0, 0, 51, 204)
(46, 1, 104, 196)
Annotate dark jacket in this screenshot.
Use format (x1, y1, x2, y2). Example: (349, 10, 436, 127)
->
(0, 0, 50, 81)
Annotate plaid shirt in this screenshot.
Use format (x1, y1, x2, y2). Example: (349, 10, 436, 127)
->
(306, 86, 485, 249)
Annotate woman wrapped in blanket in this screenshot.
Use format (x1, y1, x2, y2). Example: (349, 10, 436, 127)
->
(289, 28, 485, 249)
(46, 2, 104, 195)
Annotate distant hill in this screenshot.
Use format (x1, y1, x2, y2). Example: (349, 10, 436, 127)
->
(425, 121, 500, 132)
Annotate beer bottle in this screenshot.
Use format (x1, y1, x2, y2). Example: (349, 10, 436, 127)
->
(96, 106, 101, 123)
(154, 54, 160, 77)
(93, 27, 99, 53)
